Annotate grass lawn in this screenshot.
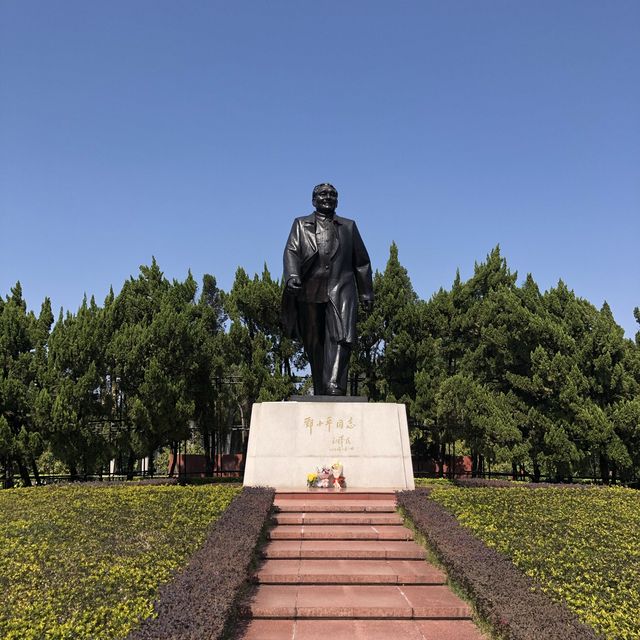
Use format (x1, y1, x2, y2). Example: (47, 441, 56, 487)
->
(0, 483, 240, 640)
(428, 484, 640, 640)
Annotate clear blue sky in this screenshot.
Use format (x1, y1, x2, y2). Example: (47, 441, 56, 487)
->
(1, 1, 638, 337)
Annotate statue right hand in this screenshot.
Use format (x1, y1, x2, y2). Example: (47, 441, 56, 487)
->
(286, 277, 302, 292)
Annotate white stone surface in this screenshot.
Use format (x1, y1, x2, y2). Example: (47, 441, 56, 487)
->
(243, 401, 415, 489)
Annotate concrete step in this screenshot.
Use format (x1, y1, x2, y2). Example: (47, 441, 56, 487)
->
(269, 524, 414, 541)
(275, 490, 395, 501)
(239, 584, 472, 619)
(275, 499, 397, 513)
(236, 492, 486, 640)
(255, 559, 446, 585)
(263, 539, 427, 560)
(275, 511, 404, 525)
(237, 619, 486, 640)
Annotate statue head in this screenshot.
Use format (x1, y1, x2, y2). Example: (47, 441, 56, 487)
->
(312, 183, 338, 215)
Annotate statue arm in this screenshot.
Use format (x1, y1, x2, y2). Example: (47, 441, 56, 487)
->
(352, 221, 374, 304)
(283, 219, 303, 288)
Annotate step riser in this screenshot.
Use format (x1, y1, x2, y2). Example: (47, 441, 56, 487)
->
(270, 533, 413, 541)
(241, 585, 472, 620)
(255, 560, 446, 586)
(257, 578, 445, 585)
(246, 610, 472, 619)
(239, 619, 488, 639)
(266, 553, 426, 560)
(276, 506, 396, 512)
(269, 525, 414, 541)
(275, 492, 395, 500)
(275, 516, 403, 525)
(265, 552, 426, 560)
(243, 608, 472, 619)
(263, 542, 426, 560)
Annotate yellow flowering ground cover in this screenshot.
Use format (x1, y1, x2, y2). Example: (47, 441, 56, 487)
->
(0, 483, 240, 640)
(428, 485, 640, 640)
(414, 477, 453, 487)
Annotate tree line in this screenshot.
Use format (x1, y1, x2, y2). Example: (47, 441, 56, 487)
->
(1, 246, 639, 486)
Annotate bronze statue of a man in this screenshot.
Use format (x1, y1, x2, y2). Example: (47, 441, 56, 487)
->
(282, 183, 374, 395)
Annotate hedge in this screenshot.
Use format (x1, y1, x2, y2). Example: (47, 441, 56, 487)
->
(128, 486, 275, 640)
(397, 488, 600, 640)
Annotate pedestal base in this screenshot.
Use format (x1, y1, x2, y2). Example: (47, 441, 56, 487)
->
(243, 401, 415, 490)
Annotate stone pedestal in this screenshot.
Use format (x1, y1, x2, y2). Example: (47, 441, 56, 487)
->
(243, 401, 414, 489)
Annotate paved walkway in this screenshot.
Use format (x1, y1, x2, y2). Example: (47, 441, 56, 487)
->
(236, 490, 486, 639)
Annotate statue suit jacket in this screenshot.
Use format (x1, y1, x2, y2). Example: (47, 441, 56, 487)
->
(281, 213, 374, 344)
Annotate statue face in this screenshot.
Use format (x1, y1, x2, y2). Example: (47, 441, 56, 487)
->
(313, 186, 338, 214)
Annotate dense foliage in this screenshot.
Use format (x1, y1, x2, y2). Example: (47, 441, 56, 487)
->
(0, 483, 240, 640)
(397, 488, 599, 640)
(1, 244, 639, 484)
(129, 486, 275, 640)
(428, 485, 640, 640)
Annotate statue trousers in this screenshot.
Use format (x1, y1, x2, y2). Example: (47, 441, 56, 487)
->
(297, 301, 351, 395)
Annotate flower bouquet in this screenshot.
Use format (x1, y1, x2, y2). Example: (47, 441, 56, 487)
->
(307, 462, 346, 489)
(331, 461, 344, 489)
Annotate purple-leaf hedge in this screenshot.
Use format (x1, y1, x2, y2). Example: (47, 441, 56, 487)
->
(128, 486, 275, 640)
(397, 488, 600, 640)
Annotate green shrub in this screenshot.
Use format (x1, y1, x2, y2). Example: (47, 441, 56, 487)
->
(429, 485, 640, 640)
(414, 477, 453, 487)
(0, 484, 240, 640)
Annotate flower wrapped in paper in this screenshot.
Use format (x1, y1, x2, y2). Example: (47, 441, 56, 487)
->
(307, 462, 346, 489)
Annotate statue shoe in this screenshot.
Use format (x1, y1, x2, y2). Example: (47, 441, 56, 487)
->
(325, 385, 346, 396)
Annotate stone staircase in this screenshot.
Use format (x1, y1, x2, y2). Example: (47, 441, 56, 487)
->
(236, 491, 486, 639)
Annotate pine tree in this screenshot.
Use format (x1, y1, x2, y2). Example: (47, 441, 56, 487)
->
(48, 295, 109, 477)
(352, 242, 419, 402)
(0, 283, 52, 485)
